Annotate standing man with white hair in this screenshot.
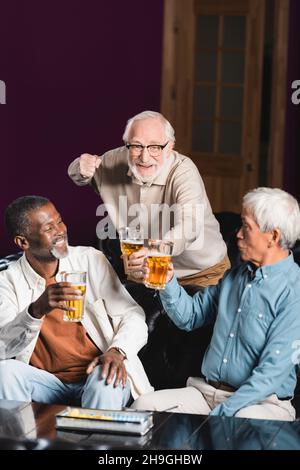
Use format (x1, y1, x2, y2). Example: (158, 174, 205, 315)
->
(68, 110, 229, 287)
(132, 188, 300, 421)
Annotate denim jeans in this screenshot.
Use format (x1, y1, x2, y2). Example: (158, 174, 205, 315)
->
(0, 359, 131, 409)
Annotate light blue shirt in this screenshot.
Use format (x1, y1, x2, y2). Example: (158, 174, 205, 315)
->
(160, 254, 300, 417)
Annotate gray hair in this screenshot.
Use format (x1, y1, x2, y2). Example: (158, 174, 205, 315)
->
(5, 195, 50, 238)
(243, 187, 300, 249)
(122, 110, 175, 143)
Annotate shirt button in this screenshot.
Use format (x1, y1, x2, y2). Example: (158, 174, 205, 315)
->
(230, 333, 234, 338)
(258, 313, 263, 318)
(247, 284, 252, 288)
(223, 358, 228, 364)
(276, 350, 280, 355)
(264, 274, 268, 279)
(237, 308, 241, 313)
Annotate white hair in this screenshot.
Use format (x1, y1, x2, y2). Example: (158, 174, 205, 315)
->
(122, 110, 175, 143)
(243, 187, 300, 249)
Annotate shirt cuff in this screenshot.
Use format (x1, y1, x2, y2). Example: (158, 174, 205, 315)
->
(24, 307, 44, 329)
(159, 275, 181, 304)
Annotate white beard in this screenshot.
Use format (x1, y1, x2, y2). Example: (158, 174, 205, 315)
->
(127, 154, 172, 184)
(50, 238, 69, 259)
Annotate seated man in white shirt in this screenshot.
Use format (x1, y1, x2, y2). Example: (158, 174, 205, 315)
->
(0, 195, 153, 408)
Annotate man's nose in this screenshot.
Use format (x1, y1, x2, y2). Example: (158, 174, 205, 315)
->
(140, 147, 150, 162)
(236, 227, 243, 239)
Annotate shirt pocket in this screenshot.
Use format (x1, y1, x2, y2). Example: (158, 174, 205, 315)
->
(238, 309, 273, 352)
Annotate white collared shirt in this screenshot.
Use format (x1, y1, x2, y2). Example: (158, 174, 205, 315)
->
(0, 246, 153, 398)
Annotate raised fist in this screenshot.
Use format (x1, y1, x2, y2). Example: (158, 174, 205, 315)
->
(79, 153, 101, 178)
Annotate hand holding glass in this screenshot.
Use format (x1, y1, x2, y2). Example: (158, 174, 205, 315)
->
(144, 240, 173, 290)
(60, 271, 86, 322)
(119, 227, 144, 274)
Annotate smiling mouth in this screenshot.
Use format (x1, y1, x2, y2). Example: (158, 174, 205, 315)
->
(53, 236, 67, 247)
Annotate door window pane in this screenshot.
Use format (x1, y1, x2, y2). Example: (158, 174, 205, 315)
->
(221, 52, 245, 83)
(223, 16, 246, 48)
(220, 87, 243, 119)
(196, 15, 219, 48)
(192, 121, 214, 152)
(194, 86, 216, 119)
(219, 121, 241, 154)
(195, 52, 217, 81)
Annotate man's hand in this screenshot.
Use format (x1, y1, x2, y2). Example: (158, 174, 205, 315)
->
(126, 247, 148, 284)
(79, 153, 101, 178)
(127, 249, 174, 285)
(86, 348, 127, 388)
(29, 282, 83, 319)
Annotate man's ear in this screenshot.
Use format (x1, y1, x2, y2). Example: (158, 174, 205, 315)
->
(272, 228, 281, 244)
(14, 235, 29, 251)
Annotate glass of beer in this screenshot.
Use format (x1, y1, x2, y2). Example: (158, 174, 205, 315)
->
(60, 271, 86, 322)
(144, 240, 173, 290)
(119, 227, 144, 274)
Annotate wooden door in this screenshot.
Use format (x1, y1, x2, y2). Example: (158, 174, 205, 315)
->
(161, 0, 265, 212)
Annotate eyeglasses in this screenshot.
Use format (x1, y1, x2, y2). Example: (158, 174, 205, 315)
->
(126, 142, 169, 157)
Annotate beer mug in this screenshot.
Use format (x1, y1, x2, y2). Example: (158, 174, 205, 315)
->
(144, 240, 173, 290)
(60, 271, 86, 322)
(119, 227, 144, 274)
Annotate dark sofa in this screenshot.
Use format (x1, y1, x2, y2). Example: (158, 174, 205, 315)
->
(0, 212, 299, 417)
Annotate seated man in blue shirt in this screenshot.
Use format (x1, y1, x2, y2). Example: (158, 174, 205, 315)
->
(133, 187, 300, 420)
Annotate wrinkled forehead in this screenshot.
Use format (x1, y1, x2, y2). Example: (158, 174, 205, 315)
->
(129, 118, 167, 143)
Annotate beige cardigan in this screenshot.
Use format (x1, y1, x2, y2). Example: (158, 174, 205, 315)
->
(68, 147, 227, 277)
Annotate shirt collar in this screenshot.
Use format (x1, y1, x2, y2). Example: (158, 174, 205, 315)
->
(127, 151, 177, 187)
(246, 252, 294, 281)
(20, 252, 70, 289)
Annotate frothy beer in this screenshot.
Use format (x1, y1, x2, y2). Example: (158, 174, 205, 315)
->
(60, 271, 87, 322)
(64, 285, 86, 322)
(120, 239, 143, 274)
(119, 227, 144, 276)
(120, 239, 144, 256)
(145, 254, 171, 290)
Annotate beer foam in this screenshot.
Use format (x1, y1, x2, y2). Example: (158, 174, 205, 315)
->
(148, 252, 170, 258)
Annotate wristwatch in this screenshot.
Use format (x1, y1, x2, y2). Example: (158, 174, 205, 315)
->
(112, 347, 126, 359)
